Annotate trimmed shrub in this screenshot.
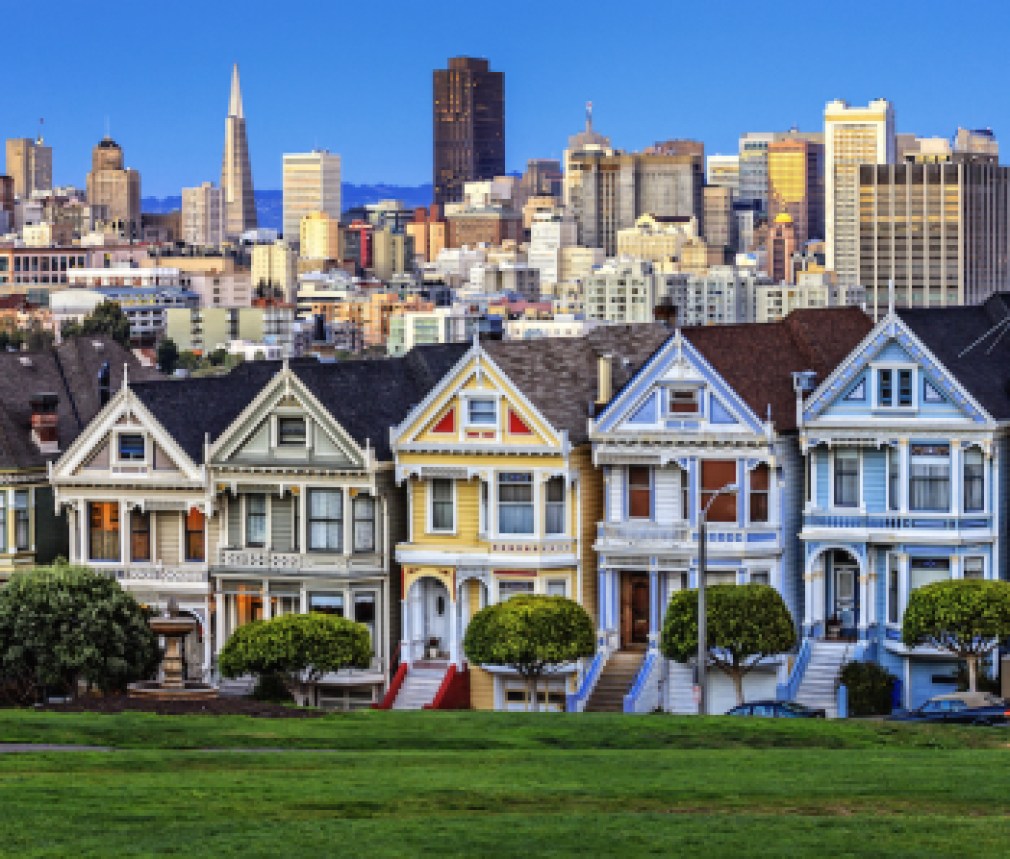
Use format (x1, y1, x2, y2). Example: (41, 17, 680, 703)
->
(839, 661, 897, 716)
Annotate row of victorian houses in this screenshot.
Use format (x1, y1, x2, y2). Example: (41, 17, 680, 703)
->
(2, 294, 1009, 712)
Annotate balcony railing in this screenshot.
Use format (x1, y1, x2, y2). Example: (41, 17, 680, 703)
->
(94, 565, 207, 584)
(487, 538, 576, 555)
(216, 549, 303, 570)
(596, 521, 691, 544)
(804, 513, 993, 532)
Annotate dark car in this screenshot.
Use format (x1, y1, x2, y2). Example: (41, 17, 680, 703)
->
(888, 692, 1010, 725)
(725, 700, 826, 718)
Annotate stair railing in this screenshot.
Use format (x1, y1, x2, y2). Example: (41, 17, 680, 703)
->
(776, 637, 812, 702)
(567, 644, 607, 713)
(623, 651, 659, 714)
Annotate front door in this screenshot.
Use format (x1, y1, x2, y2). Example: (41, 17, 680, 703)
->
(833, 562, 858, 633)
(620, 572, 650, 649)
(424, 580, 449, 657)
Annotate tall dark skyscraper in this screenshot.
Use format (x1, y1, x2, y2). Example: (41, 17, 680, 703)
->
(432, 56, 504, 206)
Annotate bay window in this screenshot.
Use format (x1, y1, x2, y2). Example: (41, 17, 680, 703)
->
(963, 448, 984, 512)
(701, 460, 737, 522)
(89, 501, 120, 561)
(908, 444, 950, 511)
(545, 476, 565, 534)
(309, 489, 343, 551)
(833, 450, 859, 508)
(353, 495, 375, 552)
(498, 472, 534, 534)
(628, 466, 651, 520)
(749, 464, 769, 523)
(246, 494, 267, 547)
(430, 479, 454, 532)
(185, 508, 205, 562)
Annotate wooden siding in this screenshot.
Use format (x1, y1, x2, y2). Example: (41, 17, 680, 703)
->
(155, 511, 180, 565)
(469, 666, 495, 710)
(779, 436, 805, 628)
(607, 466, 623, 522)
(409, 478, 481, 547)
(655, 464, 682, 522)
(572, 444, 601, 622)
(271, 495, 295, 552)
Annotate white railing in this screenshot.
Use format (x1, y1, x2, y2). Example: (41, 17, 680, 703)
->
(217, 549, 302, 570)
(488, 538, 575, 555)
(95, 565, 207, 584)
(596, 521, 691, 544)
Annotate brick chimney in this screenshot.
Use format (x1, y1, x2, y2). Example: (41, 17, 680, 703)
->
(30, 392, 59, 454)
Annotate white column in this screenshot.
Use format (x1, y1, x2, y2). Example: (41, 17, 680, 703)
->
(858, 557, 869, 638)
(78, 501, 87, 562)
(412, 584, 424, 662)
(449, 588, 459, 666)
(203, 596, 213, 677)
(119, 502, 129, 565)
(949, 442, 961, 513)
(214, 591, 225, 656)
(261, 580, 272, 620)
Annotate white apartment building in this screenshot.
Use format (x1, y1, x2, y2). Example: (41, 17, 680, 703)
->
(616, 213, 698, 265)
(251, 240, 298, 300)
(504, 315, 598, 340)
(527, 212, 577, 288)
(584, 258, 657, 323)
(755, 274, 866, 323)
(282, 150, 341, 243)
(182, 182, 224, 248)
(706, 154, 740, 193)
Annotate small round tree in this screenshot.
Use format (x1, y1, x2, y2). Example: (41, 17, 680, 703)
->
(902, 579, 1010, 692)
(463, 595, 595, 712)
(0, 565, 160, 703)
(218, 613, 372, 701)
(661, 583, 796, 706)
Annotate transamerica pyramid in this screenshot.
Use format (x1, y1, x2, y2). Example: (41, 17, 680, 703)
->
(221, 63, 257, 239)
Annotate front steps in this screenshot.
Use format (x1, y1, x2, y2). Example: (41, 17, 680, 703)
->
(585, 650, 646, 712)
(391, 665, 447, 710)
(794, 641, 852, 718)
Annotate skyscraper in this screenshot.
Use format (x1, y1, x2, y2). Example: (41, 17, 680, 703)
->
(432, 57, 504, 206)
(221, 64, 256, 239)
(824, 99, 895, 284)
(182, 182, 224, 247)
(5, 136, 52, 199)
(282, 150, 341, 242)
(767, 138, 825, 246)
(86, 137, 141, 238)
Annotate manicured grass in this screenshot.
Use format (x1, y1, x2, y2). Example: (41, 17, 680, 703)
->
(1, 712, 1009, 856)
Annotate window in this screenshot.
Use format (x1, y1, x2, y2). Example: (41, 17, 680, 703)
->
(908, 444, 950, 511)
(701, 460, 737, 522)
(498, 472, 534, 534)
(131, 510, 151, 562)
(354, 592, 376, 653)
(877, 368, 914, 407)
(89, 501, 120, 561)
(13, 490, 29, 551)
(499, 579, 535, 601)
(750, 570, 769, 586)
(888, 448, 900, 511)
(246, 494, 267, 547)
(628, 466, 651, 519)
(547, 579, 567, 597)
(545, 477, 565, 534)
(309, 592, 344, 616)
(668, 388, 700, 415)
(887, 556, 900, 624)
(467, 398, 497, 425)
(963, 557, 984, 580)
(749, 464, 769, 523)
(118, 433, 145, 461)
(430, 479, 454, 532)
(910, 557, 949, 591)
(833, 450, 859, 508)
(309, 489, 343, 551)
(0, 494, 6, 552)
(278, 417, 306, 446)
(185, 508, 205, 562)
(352, 495, 375, 553)
(963, 448, 984, 512)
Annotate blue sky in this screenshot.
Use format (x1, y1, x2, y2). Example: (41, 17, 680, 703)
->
(5, 0, 1007, 196)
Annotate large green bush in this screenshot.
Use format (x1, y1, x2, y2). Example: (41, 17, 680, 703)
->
(0, 565, 160, 703)
(839, 661, 897, 716)
(463, 595, 595, 711)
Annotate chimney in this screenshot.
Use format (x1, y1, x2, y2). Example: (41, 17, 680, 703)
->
(98, 361, 111, 407)
(596, 353, 613, 407)
(30, 392, 59, 453)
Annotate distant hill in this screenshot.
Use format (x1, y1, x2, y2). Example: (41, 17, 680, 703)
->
(142, 184, 433, 232)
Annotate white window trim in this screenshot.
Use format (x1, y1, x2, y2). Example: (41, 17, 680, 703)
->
(271, 412, 312, 450)
(664, 384, 703, 419)
(427, 478, 456, 535)
(961, 445, 987, 515)
(495, 471, 537, 538)
(461, 392, 502, 429)
(111, 429, 151, 468)
(870, 362, 918, 412)
(544, 475, 566, 536)
(829, 448, 863, 512)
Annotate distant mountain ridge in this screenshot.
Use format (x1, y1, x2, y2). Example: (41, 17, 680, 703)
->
(142, 184, 433, 231)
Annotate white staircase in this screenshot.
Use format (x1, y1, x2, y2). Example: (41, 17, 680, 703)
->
(391, 665, 446, 710)
(794, 641, 852, 718)
(667, 661, 697, 714)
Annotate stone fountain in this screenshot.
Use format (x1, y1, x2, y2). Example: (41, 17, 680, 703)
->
(128, 598, 218, 699)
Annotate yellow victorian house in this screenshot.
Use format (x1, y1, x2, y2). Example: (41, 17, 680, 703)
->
(387, 325, 668, 710)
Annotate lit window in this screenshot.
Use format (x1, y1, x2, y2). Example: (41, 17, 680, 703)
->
(185, 508, 205, 562)
(89, 501, 120, 561)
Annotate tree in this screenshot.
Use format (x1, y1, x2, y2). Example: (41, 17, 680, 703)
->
(63, 301, 132, 347)
(0, 565, 159, 703)
(156, 337, 180, 374)
(217, 613, 372, 700)
(661, 584, 796, 705)
(902, 579, 1010, 692)
(463, 595, 595, 712)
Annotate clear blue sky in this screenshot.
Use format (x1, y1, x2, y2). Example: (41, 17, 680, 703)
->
(5, 0, 1007, 196)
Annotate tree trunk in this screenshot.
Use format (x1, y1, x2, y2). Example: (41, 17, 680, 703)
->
(731, 669, 745, 706)
(966, 655, 978, 693)
(528, 674, 539, 712)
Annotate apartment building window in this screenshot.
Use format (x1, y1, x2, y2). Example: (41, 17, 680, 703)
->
(131, 510, 151, 562)
(499, 472, 534, 534)
(185, 508, 205, 562)
(13, 491, 29, 551)
(278, 417, 306, 446)
(908, 444, 950, 511)
(628, 466, 651, 519)
(701, 460, 737, 522)
(89, 502, 120, 562)
(545, 477, 565, 535)
(833, 450, 859, 508)
(749, 464, 769, 523)
(309, 489, 343, 551)
(246, 494, 267, 547)
(352, 495, 375, 553)
(467, 398, 497, 426)
(430, 480, 454, 532)
(877, 368, 914, 407)
(963, 557, 984, 580)
(963, 448, 984, 512)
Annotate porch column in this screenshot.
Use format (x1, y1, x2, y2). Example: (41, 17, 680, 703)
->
(214, 590, 225, 656)
(648, 567, 659, 650)
(411, 584, 425, 663)
(78, 500, 87, 562)
(858, 562, 869, 640)
(598, 568, 607, 631)
(203, 597, 212, 678)
(261, 580, 272, 620)
(803, 556, 814, 636)
(449, 588, 459, 666)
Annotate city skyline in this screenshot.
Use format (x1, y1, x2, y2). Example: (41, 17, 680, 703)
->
(4, 0, 1009, 196)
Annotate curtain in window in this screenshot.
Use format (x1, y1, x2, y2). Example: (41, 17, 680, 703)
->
(545, 477, 565, 534)
(309, 490, 342, 550)
(909, 466, 950, 511)
(246, 495, 267, 546)
(498, 475, 534, 534)
(834, 452, 858, 508)
(963, 449, 984, 512)
(353, 496, 375, 552)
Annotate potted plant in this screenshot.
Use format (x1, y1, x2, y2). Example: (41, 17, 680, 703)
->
(826, 616, 842, 640)
(426, 636, 441, 659)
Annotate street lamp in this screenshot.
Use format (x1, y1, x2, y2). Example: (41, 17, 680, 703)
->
(697, 481, 738, 716)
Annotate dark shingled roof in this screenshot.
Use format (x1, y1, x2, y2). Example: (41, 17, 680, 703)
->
(899, 293, 1010, 421)
(483, 324, 672, 444)
(0, 338, 160, 471)
(130, 343, 470, 462)
(682, 306, 874, 432)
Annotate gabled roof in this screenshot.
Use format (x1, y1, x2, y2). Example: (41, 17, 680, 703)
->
(898, 293, 1010, 421)
(483, 324, 671, 444)
(0, 338, 159, 472)
(683, 307, 874, 432)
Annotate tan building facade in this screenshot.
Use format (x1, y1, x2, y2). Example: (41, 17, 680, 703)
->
(86, 138, 141, 239)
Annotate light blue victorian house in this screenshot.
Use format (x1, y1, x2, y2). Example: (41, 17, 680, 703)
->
(798, 294, 1010, 708)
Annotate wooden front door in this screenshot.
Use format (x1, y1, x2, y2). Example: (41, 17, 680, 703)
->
(620, 572, 650, 649)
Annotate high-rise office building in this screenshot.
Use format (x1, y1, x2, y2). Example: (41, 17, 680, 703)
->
(433, 57, 504, 206)
(767, 138, 825, 245)
(825, 98, 895, 284)
(703, 186, 736, 249)
(282, 150, 341, 242)
(706, 155, 740, 193)
(738, 130, 823, 221)
(221, 64, 257, 239)
(86, 137, 141, 238)
(182, 182, 224, 247)
(767, 214, 797, 284)
(563, 103, 613, 209)
(5, 137, 52, 199)
(858, 153, 1010, 316)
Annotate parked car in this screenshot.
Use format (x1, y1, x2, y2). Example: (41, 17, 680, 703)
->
(888, 692, 1010, 725)
(725, 700, 826, 718)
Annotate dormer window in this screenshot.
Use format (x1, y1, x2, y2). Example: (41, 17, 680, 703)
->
(278, 417, 306, 446)
(467, 398, 497, 426)
(876, 368, 914, 408)
(118, 433, 145, 461)
(668, 388, 700, 416)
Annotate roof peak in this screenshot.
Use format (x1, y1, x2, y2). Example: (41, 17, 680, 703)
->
(228, 64, 243, 119)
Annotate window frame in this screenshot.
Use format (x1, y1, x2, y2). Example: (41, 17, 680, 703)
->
(627, 465, 652, 520)
(873, 365, 917, 410)
(429, 479, 455, 534)
(667, 387, 701, 417)
(13, 490, 29, 552)
(352, 494, 376, 553)
(907, 443, 951, 513)
(832, 449, 860, 509)
(498, 472, 535, 535)
(308, 488, 343, 552)
(748, 464, 769, 524)
(277, 416, 307, 447)
(88, 501, 120, 562)
(0, 493, 6, 552)
(498, 579, 535, 602)
(545, 476, 566, 535)
(245, 493, 268, 548)
(116, 432, 147, 463)
(130, 508, 151, 562)
(701, 460, 737, 523)
(963, 447, 985, 513)
(184, 507, 206, 562)
(465, 397, 498, 427)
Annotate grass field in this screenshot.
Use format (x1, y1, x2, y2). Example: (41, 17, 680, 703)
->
(1, 711, 1009, 857)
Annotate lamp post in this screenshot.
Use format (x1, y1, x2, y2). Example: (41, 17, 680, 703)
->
(697, 482, 738, 716)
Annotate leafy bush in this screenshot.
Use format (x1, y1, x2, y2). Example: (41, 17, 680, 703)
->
(251, 672, 294, 703)
(839, 661, 897, 716)
(0, 565, 160, 703)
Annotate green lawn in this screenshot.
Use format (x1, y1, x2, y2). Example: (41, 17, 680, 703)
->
(0, 712, 1009, 856)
